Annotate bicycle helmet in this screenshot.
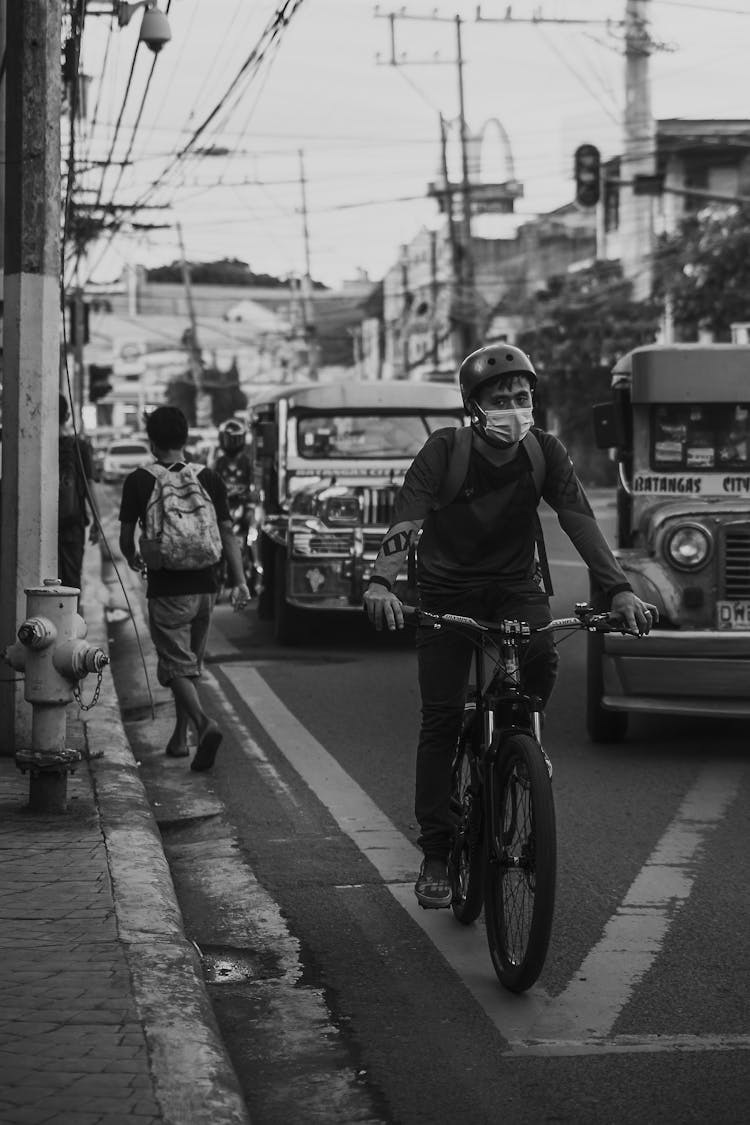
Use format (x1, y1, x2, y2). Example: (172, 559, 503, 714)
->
(218, 418, 247, 454)
(458, 343, 537, 408)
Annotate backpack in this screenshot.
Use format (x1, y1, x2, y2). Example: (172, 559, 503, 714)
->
(410, 426, 553, 595)
(59, 434, 87, 527)
(139, 462, 223, 572)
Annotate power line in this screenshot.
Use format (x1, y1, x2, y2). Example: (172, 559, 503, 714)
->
(82, 0, 308, 285)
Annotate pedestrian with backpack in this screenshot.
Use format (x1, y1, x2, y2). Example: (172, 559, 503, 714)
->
(118, 406, 250, 772)
(363, 344, 658, 909)
(59, 393, 100, 600)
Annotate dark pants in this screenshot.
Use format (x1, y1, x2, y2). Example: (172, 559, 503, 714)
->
(58, 524, 85, 592)
(415, 580, 558, 860)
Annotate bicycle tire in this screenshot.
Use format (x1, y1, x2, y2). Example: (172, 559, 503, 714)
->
(448, 704, 485, 924)
(483, 731, 556, 993)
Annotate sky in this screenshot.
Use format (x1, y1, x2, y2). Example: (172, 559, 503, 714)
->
(73, 0, 750, 291)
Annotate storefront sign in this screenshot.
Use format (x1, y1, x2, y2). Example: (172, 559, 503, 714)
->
(633, 473, 750, 496)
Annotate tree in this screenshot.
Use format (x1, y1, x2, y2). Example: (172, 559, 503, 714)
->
(517, 261, 660, 484)
(146, 258, 327, 291)
(655, 204, 750, 341)
(202, 359, 247, 424)
(165, 373, 196, 424)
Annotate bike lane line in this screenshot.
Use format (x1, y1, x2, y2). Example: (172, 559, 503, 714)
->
(220, 664, 542, 1026)
(512, 762, 746, 1052)
(220, 665, 749, 1057)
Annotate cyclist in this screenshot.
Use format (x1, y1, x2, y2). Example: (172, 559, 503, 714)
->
(363, 344, 657, 910)
(213, 418, 252, 498)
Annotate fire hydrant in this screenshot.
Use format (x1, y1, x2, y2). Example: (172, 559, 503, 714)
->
(3, 578, 110, 813)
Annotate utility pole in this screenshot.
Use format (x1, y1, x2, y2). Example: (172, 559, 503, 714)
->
(298, 150, 318, 379)
(620, 0, 656, 301)
(176, 222, 211, 428)
(1, 0, 63, 757)
(476, 4, 659, 301)
(376, 9, 477, 360)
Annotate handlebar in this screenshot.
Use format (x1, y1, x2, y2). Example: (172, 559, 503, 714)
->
(401, 602, 623, 637)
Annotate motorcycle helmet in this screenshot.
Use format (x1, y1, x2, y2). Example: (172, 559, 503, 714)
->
(458, 343, 537, 409)
(218, 418, 247, 455)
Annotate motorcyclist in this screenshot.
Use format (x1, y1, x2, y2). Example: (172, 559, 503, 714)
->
(363, 343, 657, 910)
(214, 418, 252, 499)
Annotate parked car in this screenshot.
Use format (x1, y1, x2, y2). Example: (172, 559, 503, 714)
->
(101, 439, 152, 483)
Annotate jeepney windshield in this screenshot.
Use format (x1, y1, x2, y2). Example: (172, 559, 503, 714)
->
(651, 403, 750, 470)
(296, 413, 463, 459)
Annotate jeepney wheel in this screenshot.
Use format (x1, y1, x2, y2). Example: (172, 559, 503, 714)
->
(256, 534, 275, 621)
(586, 630, 628, 743)
(273, 547, 302, 646)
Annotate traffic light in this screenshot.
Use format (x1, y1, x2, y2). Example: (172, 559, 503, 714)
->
(88, 364, 113, 403)
(574, 143, 601, 208)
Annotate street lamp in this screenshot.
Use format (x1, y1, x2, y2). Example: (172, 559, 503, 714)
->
(86, 2, 172, 54)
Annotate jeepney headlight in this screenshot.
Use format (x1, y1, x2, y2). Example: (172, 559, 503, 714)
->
(320, 494, 361, 525)
(664, 523, 712, 571)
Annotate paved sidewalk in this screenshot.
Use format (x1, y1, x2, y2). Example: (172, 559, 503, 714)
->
(0, 542, 251, 1125)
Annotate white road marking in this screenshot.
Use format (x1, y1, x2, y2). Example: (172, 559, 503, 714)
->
(221, 665, 748, 1057)
(222, 665, 418, 883)
(202, 667, 303, 812)
(506, 763, 746, 1054)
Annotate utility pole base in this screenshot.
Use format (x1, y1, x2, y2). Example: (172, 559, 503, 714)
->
(28, 771, 68, 814)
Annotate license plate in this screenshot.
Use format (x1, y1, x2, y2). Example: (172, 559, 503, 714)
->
(717, 600, 750, 630)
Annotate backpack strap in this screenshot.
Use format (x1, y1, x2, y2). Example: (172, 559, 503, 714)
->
(524, 430, 545, 501)
(434, 425, 473, 510)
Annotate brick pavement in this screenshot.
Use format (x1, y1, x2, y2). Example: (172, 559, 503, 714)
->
(0, 539, 250, 1125)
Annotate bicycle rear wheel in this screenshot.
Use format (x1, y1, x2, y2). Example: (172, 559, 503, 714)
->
(483, 732, 556, 993)
(448, 703, 485, 924)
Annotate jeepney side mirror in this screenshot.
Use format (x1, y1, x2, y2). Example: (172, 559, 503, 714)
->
(592, 402, 618, 450)
(254, 421, 277, 458)
(593, 388, 632, 452)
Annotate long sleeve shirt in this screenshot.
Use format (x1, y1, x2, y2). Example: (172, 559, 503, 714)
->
(370, 426, 631, 603)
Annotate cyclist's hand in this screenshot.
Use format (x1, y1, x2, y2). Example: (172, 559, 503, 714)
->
(363, 583, 404, 631)
(609, 592, 659, 636)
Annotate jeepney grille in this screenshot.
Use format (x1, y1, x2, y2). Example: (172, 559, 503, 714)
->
(358, 487, 397, 526)
(723, 525, 750, 598)
(306, 532, 349, 556)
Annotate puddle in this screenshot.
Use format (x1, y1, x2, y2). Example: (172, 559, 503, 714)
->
(200, 944, 283, 984)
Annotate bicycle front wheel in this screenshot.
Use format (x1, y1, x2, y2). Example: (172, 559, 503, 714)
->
(483, 732, 556, 993)
(448, 704, 485, 924)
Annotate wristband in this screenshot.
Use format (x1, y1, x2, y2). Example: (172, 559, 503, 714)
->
(367, 575, 392, 592)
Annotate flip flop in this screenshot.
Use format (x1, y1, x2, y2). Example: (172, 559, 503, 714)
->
(190, 724, 223, 772)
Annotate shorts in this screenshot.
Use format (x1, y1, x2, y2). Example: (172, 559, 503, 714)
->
(147, 593, 215, 687)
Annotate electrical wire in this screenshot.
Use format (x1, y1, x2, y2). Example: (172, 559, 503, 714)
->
(82, 0, 308, 286)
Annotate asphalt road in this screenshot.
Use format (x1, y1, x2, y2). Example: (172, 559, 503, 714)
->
(111, 500, 750, 1125)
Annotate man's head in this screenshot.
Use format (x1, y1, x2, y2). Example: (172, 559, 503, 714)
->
(458, 343, 537, 409)
(459, 344, 537, 449)
(145, 406, 188, 453)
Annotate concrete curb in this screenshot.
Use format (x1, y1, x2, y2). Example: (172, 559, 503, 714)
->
(81, 556, 251, 1125)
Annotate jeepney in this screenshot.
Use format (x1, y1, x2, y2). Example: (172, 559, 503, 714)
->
(590, 344, 750, 740)
(248, 380, 464, 643)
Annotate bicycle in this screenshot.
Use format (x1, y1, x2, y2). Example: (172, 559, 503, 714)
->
(404, 601, 620, 994)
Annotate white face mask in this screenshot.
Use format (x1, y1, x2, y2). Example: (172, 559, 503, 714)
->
(483, 407, 534, 447)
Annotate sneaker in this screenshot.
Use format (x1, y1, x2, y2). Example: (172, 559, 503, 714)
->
(414, 857, 452, 910)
